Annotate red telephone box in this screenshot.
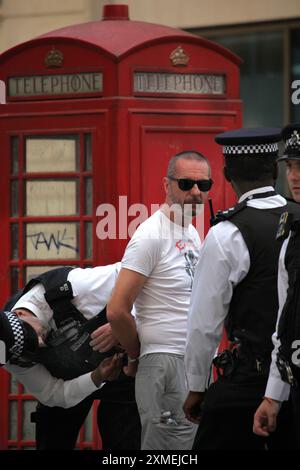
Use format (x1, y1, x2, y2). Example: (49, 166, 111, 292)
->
(0, 4, 242, 449)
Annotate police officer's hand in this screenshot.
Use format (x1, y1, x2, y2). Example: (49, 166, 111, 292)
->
(183, 391, 205, 424)
(253, 397, 281, 437)
(89, 323, 119, 352)
(91, 353, 123, 386)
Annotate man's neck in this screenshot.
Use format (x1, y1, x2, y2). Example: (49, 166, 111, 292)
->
(233, 180, 274, 199)
(160, 203, 191, 228)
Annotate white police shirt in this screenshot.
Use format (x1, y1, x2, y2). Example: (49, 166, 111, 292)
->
(5, 263, 121, 408)
(185, 187, 288, 392)
(264, 237, 291, 401)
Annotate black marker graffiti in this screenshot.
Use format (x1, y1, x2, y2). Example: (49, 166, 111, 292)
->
(27, 228, 78, 255)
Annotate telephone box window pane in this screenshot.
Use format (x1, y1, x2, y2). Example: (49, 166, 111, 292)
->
(23, 384, 36, 395)
(85, 222, 93, 259)
(85, 178, 93, 215)
(22, 400, 37, 441)
(26, 180, 78, 216)
(10, 374, 19, 394)
(84, 134, 92, 171)
(11, 223, 19, 259)
(25, 265, 63, 283)
(11, 267, 19, 294)
(26, 223, 79, 260)
(25, 136, 79, 172)
(9, 400, 18, 440)
(11, 136, 19, 174)
(83, 406, 94, 442)
(11, 180, 19, 217)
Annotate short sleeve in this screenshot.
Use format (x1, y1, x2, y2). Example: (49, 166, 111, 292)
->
(122, 231, 161, 277)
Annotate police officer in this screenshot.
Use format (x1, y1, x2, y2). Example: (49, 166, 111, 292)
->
(254, 123, 300, 448)
(184, 127, 300, 450)
(0, 263, 141, 450)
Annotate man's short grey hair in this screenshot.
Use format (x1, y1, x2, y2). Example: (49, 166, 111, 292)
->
(167, 151, 211, 178)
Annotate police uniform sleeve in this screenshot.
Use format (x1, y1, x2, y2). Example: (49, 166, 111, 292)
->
(185, 221, 250, 391)
(12, 283, 53, 324)
(265, 237, 291, 401)
(5, 362, 101, 408)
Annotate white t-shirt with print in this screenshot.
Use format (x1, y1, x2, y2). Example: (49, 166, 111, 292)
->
(122, 209, 201, 358)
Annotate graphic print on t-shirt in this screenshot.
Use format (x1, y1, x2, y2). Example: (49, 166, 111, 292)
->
(184, 249, 198, 291)
(175, 239, 199, 291)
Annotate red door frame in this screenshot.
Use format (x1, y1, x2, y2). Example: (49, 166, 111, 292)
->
(0, 110, 110, 449)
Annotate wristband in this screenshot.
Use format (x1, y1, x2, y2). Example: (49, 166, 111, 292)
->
(128, 356, 138, 363)
(263, 396, 281, 405)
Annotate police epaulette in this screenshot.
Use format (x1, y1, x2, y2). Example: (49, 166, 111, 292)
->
(211, 201, 247, 226)
(276, 212, 295, 240)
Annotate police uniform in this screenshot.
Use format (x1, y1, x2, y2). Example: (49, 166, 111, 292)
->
(185, 128, 300, 450)
(0, 263, 141, 450)
(264, 123, 300, 448)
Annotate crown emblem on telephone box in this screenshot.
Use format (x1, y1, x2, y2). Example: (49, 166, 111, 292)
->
(170, 46, 190, 67)
(45, 47, 64, 68)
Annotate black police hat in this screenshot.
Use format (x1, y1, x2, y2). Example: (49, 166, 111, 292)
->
(277, 123, 300, 162)
(0, 311, 39, 366)
(215, 127, 281, 157)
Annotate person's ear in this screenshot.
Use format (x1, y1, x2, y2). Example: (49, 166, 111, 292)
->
(223, 166, 231, 182)
(163, 176, 170, 194)
(13, 309, 31, 319)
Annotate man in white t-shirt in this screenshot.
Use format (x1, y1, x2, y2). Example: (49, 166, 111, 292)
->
(107, 151, 212, 450)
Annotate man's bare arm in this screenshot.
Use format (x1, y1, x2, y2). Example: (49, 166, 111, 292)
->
(107, 268, 147, 358)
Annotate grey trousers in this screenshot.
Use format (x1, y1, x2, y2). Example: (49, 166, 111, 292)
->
(135, 353, 197, 450)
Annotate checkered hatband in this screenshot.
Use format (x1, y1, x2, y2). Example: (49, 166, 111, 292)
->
(223, 142, 279, 156)
(4, 311, 25, 357)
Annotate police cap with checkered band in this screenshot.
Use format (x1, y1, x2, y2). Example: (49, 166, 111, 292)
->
(0, 311, 39, 366)
(277, 123, 300, 162)
(215, 127, 281, 157)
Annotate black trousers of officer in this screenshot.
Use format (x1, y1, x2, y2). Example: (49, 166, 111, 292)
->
(34, 376, 141, 450)
(193, 364, 296, 451)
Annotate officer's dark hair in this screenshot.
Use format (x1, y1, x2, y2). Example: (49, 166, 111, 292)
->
(167, 151, 211, 178)
(224, 154, 277, 182)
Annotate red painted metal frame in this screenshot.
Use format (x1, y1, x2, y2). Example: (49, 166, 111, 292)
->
(0, 122, 102, 449)
(0, 370, 9, 449)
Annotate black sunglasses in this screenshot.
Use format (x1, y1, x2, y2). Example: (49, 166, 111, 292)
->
(168, 177, 213, 192)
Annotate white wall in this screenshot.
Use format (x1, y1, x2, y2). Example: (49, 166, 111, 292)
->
(0, 0, 299, 53)
(125, 0, 300, 28)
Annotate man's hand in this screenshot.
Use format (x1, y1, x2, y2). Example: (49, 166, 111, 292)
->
(91, 353, 123, 387)
(89, 323, 119, 352)
(183, 391, 205, 424)
(253, 398, 281, 437)
(123, 357, 138, 377)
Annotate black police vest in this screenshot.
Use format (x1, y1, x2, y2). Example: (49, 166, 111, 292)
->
(277, 219, 300, 382)
(5, 267, 116, 379)
(220, 199, 300, 360)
